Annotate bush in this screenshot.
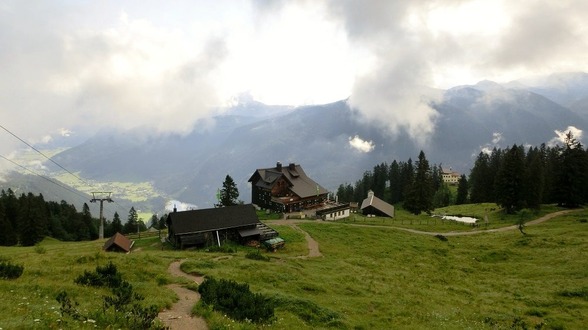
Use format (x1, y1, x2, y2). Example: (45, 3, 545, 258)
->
(0, 260, 24, 279)
(198, 277, 275, 324)
(58, 263, 164, 329)
(245, 249, 270, 262)
(34, 244, 46, 254)
(74, 262, 122, 288)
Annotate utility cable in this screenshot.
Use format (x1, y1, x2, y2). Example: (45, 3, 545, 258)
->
(0, 154, 91, 203)
(0, 123, 91, 186)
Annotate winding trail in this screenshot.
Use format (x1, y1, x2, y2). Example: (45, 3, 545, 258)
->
(157, 261, 208, 330)
(288, 223, 322, 258)
(343, 209, 578, 236)
(269, 209, 579, 251)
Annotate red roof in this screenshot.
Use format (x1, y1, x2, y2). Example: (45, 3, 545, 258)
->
(103, 232, 133, 253)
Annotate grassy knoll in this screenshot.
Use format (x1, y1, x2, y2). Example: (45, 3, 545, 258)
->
(1, 208, 587, 329)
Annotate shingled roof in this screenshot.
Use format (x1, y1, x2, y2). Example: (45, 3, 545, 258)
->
(103, 232, 133, 253)
(167, 204, 260, 235)
(360, 190, 395, 218)
(249, 162, 328, 198)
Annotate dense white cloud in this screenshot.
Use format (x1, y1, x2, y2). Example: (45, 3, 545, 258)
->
(348, 135, 375, 153)
(1, 0, 588, 161)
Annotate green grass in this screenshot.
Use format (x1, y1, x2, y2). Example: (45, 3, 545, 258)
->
(340, 203, 566, 232)
(1, 208, 587, 329)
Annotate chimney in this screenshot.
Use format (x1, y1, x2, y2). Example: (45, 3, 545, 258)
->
(276, 162, 282, 171)
(173, 204, 177, 213)
(367, 190, 374, 198)
(289, 163, 296, 170)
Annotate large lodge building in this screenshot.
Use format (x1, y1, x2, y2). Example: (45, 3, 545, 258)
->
(248, 162, 329, 213)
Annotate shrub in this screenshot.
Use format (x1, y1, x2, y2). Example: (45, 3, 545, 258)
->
(0, 260, 24, 279)
(34, 244, 46, 254)
(434, 234, 448, 242)
(558, 287, 588, 299)
(59, 263, 164, 329)
(245, 249, 270, 262)
(74, 262, 122, 288)
(198, 277, 275, 324)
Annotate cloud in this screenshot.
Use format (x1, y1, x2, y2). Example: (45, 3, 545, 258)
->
(348, 135, 375, 153)
(0, 3, 227, 159)
(492, 132, 503, 144)
(548, 126, 584, 147)
(3, 0, 588, 162)
(165, 199, 198, 212)
(477, 132, 503, 155)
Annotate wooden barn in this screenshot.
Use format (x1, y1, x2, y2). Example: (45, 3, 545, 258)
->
(166, 204, 278, 249)
(360, 190, 395, 218)
(103, 232, 134, 253)
(249, 162, 328, 213)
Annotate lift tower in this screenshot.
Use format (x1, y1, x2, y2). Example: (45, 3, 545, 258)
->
(91, 192, 113, 239)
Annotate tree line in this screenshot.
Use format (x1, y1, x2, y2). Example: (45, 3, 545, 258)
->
(337, 132, 588, 215)
(0, 189, 154, 246)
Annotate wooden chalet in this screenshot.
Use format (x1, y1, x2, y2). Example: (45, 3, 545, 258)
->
(166, 204, 278, 249)
(360, 190, 395, 218)
(248, 162, 328, 213)
(103, 232, 134, 253)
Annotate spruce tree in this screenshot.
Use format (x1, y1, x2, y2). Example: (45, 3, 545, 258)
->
(455, 174, 469, 205)
(404, 151, 433, 215)
(111, 212, 123, 234)
(388, 160, 402, 204)
(495, 145, 526, 214)
(220, 175, 240, 207)
(555, 132, 588, 207)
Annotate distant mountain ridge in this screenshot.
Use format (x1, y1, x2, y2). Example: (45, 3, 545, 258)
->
(21, 72, 588, 209)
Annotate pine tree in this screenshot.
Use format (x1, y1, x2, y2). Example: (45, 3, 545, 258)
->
(455, 174, 469, 205)
(495, 145, 526, 214)
(18, 193, 48, 246)
(469, 152, 490, 203)
(82, 203, 98, 240)
(149, 214, 159, 229)
(525, 147, 544, 210)
(220, 175, 240, 207)
(123, 207, 138, 234)
(404, 151, 433, 215)
(111, 212, 123, 234)
(388, 160, 402, 204)
(555, 131, 588, 207)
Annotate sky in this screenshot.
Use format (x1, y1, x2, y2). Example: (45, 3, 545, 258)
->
(1, 0, 588, 161)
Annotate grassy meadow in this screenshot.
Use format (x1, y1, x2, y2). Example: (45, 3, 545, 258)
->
(1, 207, 587, 329)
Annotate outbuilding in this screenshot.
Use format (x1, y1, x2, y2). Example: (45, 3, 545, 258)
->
(360, 190, 395, 218)
(103, 232, 134, 253)
(166, 204, 278, 249)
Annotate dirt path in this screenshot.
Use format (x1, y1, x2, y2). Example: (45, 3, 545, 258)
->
(289, 224, 322, 258)
(346, 209, 578, 237)
(158, 261, 208, 330)
(269, 209, 578, 238)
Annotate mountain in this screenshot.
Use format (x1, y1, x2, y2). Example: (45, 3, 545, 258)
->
(10, 72, 588, 210)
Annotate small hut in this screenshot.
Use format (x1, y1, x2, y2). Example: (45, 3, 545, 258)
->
(103, 232, 134, 253)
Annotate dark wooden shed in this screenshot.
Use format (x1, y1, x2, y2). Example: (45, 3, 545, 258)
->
(166, 204, 274, 249)
(103, 232, 134, 253)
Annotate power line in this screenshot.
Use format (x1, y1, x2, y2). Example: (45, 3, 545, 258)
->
(1, 123, 147, 218)
(0, 154, 91, 202)
(0, 123, 91, 186)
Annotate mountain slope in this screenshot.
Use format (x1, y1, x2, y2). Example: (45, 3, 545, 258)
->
(34, 72, 588, 208)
